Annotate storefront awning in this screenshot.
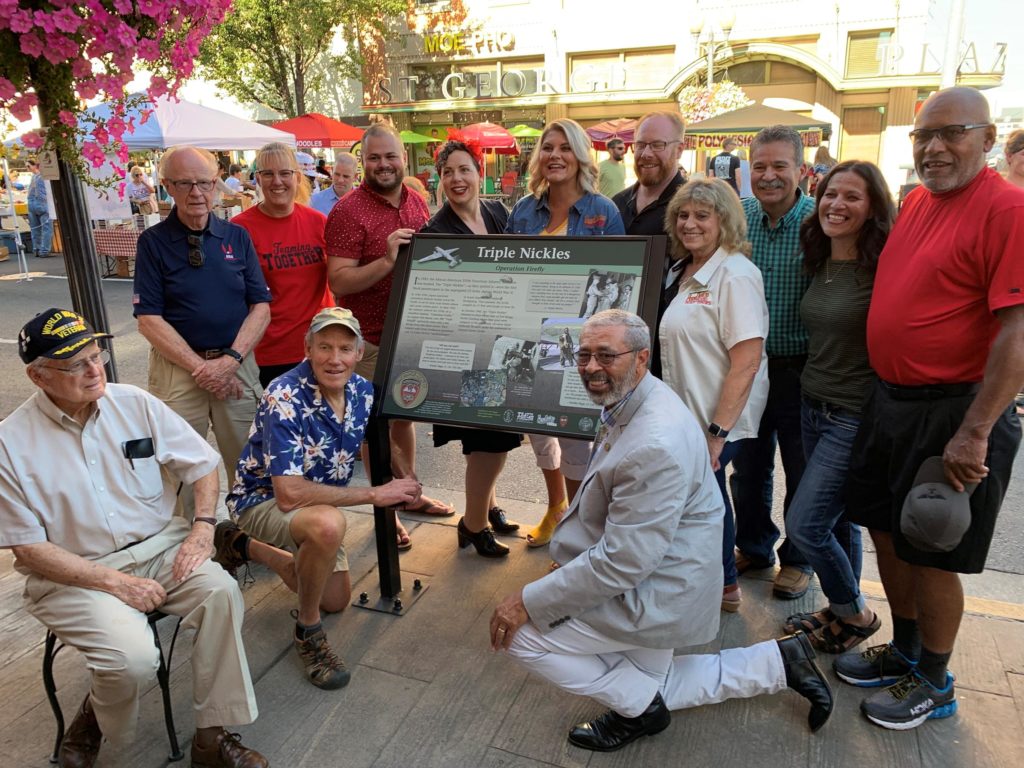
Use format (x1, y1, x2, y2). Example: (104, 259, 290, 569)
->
(684, 104, 831, 150)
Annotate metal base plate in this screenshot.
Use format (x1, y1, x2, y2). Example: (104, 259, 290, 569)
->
(350, 570, 429, 616)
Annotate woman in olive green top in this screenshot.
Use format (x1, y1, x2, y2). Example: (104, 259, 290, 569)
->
(783, 161, 895, 653)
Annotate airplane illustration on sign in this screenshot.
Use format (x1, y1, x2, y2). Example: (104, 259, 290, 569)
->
(417, 246, 462, 268)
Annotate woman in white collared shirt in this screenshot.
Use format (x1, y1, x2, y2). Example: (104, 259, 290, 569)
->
(659, 178, 769, 613)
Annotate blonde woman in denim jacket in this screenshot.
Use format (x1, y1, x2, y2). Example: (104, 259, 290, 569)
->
(505, 119, 625, 546)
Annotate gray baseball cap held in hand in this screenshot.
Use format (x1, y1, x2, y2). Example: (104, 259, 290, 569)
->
(900, 456, 977, 552)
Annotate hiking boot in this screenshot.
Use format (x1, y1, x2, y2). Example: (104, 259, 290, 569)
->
(294, 627, 351, 690)
(212, 521, 249, 576)
(833, 642, 917, 688)
(860, 672, 956, 730)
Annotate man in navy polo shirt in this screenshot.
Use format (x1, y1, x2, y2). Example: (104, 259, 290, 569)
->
(133, 146, 272, 509)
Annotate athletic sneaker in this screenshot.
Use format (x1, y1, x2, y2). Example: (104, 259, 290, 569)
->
(833, 642, 917, 687)
(294, 627, 351, 690)
(860, 671, 957, 730)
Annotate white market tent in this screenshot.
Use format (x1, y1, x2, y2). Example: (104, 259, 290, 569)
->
(82, 95, 296, 150)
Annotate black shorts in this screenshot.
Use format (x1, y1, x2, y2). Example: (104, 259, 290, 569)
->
(846, 378, 1021, 573)
(432, 425, 522, 455)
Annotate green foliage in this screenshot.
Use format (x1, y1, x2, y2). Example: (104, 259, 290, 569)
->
(197, 0, 403, 117)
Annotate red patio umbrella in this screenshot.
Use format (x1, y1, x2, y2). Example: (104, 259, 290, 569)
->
(270, 113, 364, 149)
(585, 118, 637, 150)
(461, 122, 519, 155)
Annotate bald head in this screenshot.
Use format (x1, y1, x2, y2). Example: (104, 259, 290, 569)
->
(913, 87, 995, 194)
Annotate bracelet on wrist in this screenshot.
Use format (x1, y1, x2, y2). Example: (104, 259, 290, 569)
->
(193, 516, 217, 526)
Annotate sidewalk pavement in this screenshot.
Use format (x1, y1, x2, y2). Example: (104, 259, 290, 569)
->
(1, 488, 1022, 768)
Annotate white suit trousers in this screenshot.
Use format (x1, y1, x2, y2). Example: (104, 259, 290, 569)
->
(506, 618, 786, 718)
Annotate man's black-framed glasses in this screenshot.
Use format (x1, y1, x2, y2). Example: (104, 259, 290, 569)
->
(634, 140, 680, 154)
(576, 348, 639, 367)
(187, 234, 204, 268)
(908, 124, 989, 145)
(167, 178, 216, 193)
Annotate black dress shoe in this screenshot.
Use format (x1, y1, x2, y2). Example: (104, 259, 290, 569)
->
(457, 518, 510, 558)
(59, 694, 103, 768)
(777, 632, 834, 732)
(487, 506, 520, 534)
(567, 692, 670, 752)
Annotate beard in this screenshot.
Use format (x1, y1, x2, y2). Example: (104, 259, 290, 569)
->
(363, 167, 403, 195)
(580, 366, 637, 407)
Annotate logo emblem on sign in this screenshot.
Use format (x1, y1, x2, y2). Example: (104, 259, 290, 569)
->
(391, 370, 428, 409)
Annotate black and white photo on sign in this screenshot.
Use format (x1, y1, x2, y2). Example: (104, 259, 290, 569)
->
(578, 270, 638, 318)
(538, 317, 585, 371)
(487, 336, 539, 387)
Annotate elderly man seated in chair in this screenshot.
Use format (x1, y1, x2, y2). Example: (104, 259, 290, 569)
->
(0, 308, 268, 768)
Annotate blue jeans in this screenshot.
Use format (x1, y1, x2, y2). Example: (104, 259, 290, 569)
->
(786, 398, 864, 616)
(729, 356, 810, 570)
(717, 439, 742, 587)
(27, 205, 52, 255)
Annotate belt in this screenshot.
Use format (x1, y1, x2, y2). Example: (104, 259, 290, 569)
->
(878, 380, 979, 401)
(194, 348, 229, 360)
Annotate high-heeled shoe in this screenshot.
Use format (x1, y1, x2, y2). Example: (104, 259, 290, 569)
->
(526, 499, 568, 548)
(457, 518, 510, 558)
(488, 506, 520, 534)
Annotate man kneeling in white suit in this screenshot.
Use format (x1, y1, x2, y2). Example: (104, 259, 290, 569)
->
(490, 309, 833, 752)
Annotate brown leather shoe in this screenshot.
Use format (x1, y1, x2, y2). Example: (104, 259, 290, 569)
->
(191, 730, 269, 768)
(734, 548, 774, 575)
(58, 695, 102, 768)
(773, 566, 812, 599)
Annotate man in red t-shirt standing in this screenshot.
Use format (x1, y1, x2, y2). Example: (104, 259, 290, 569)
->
(837, 87, 1024, 730)
(325, 123, 455, 519)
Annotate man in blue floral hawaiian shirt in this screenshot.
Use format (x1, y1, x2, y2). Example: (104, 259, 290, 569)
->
(217, 307, 422, 690)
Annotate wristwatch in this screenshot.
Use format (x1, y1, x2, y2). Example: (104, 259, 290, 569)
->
(222, 348, 244, 364)
(707, 422, 730, 439)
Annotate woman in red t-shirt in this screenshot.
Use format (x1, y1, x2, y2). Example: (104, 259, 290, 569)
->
(234, 142, 334, 387)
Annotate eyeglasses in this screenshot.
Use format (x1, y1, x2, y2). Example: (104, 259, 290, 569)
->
(257, 170, 295, 181)
(45, 349, 110, 376)
(167, 179, 216, 193)
(187, 234, 204, 268)
(634, 140, 680, 154)
(576, 348, 638, 367)
(908, 124, 989, 145)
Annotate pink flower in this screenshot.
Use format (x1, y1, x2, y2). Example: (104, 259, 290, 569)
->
(148, 76, 169, 99)
(77, 80, 99, 100)
(137, 38, 161, 61)
(9, 93, 38, 122)
(9, 9, 33, 34)
(137, 0, 164, 17)
(58, 110, 77, 127)
(21, 131, 45, 150)
(112, 162, 127, 178)
(33, 10, 57, 34)
(71, 59, 92, 79)
(52, 7, 81, 34)
(112, 0, 133, 13)
(116, 144, 130, 163)
(117, 181, 127, 200)
(91, 125, 110, 145)
(19, 31, 44, 57)
(82, 141, 107, 169)
(139, 108, 154, 125)
(0, 76, 16, 101)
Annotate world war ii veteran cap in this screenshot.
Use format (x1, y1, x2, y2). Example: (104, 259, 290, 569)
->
(309, 306, 362, 339)
(900, 456, 976, 552)
(18, 308, 113, 364)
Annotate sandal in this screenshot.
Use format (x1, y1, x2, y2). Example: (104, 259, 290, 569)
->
(526, 499, 568, 548)
(396, 518, 412, 551)
(811, 613, 881, 654)
(400, 495, 456, 517)
(783, 607, 836, 635)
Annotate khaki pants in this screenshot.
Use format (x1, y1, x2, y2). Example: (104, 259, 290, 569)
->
(24, 519, 258, 743)
(148, 347, 262, 507)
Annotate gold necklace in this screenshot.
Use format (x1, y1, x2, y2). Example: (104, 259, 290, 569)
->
(825, 259, 853, 284)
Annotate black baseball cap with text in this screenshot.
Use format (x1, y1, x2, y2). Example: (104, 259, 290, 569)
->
(18, 308, 112, 364)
